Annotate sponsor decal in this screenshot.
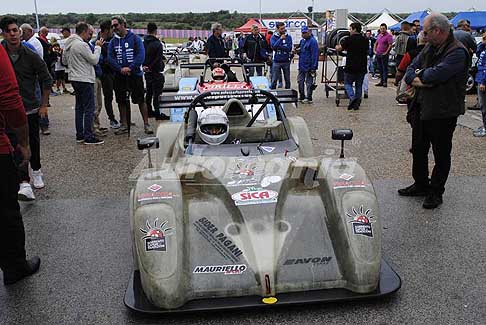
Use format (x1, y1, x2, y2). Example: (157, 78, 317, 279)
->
(201, 82, 251, 91)
(261, 176, 282, 188)
(140, 218, 174, 252)
(347, 206, 375, 238)
(193, 264, 247, 275)
(147, 184, 162, 192)
(284, 256, 333, 265)
(339, 173, 354, 181)
(137, 191, 175, 202)
(260, 146, 275, 153)
(231, 187, 278, 206)
(193, 217, 243, 263)
(333, 180, 367, 189)
(226, 158, 264, 187)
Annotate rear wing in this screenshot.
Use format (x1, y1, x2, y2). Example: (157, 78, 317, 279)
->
(159, 89, 298, 109)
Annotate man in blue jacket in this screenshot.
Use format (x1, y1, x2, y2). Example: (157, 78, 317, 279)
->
(473, 33, 486, 137)
(297, 26, 318, 103)
(108, 16, 153, 135)
(270, 22, 293, 89)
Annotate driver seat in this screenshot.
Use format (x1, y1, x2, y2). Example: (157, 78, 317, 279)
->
(222, 98, 251, 126)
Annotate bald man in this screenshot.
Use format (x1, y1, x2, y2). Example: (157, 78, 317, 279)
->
(19, 23, 43, 58)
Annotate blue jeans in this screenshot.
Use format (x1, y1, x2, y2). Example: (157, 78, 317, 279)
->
(376, 54, 389, 84)
(368, 55, 375, 76)
(297, 70, 315, 101)
(270, 62, 291, 89)
(72, 81, 95, 141)
(248, 65, 263, 77)
(344, 72, 365, 102)
(478, 86, 486, 128)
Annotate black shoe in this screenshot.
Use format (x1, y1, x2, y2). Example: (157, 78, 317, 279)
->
(3, 256, 41, 285)
(76, 136, 84, 143)
(382, 83, 388, 88)
(364, 93, 368, 99)
(354, 105, 360, 110)
(398, 183, 429, 196)
(155, 113, 170, 121)
(347, 99, 357, 110)
(468, 105, 480, 110)
(423, 194, 443, 209)
(375, 83, 384, 87)
(84, 138, 105, 145)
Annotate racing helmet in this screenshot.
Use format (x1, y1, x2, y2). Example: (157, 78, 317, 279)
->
(211, 67, 227, 82)
(197, 108, 229, 145)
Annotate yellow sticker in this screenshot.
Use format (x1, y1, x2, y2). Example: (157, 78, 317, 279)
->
(262, 297, 278, 305)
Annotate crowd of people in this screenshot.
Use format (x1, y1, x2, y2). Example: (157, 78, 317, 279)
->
(0, 11, 485, 285)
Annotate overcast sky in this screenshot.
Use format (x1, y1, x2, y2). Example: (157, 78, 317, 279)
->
(1, 1, 485, 14)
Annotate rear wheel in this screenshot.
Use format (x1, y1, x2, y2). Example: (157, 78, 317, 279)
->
(466, 74, 476, 94)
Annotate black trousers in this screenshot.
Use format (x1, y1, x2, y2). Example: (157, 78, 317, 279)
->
(411, 117, 457, 195)
(100, 73, 116, 121)
(0, 154, 27, 271)
(145, 72, 164, 118)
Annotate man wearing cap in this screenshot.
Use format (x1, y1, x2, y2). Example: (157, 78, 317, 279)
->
(297, 26, 318, 104)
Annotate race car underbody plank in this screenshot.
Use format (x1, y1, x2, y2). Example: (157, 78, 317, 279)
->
(124, 259, 401, 313)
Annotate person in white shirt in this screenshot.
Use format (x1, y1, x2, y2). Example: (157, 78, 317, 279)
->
(19, 23, 43, 58)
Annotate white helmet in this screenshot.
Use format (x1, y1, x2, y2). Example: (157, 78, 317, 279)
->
(197, 108, 229, 145)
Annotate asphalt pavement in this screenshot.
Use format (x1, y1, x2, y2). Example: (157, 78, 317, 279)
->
(1, 65, 485, 324)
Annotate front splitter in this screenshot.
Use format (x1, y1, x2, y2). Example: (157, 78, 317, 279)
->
(124, 259, 401, 314)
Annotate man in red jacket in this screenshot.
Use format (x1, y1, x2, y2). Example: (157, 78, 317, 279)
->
(0, 44, 41, 285)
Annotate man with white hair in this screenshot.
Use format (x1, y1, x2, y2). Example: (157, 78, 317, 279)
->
(399, 13, 469, 209)
(207, 22, 226, 59)
(19, 23, 43, 58)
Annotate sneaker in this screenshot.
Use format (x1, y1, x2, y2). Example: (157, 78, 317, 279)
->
(3, 256, 41, 285)
(84, 138, 105, 145)
(307, 99, 313, 104)
(302, 99, 309, 104)
(144, 124, 154, 135)
(364, 93, 369, 99)
(114, 126, 129, 135)
(32, 170, 45, 189)
(299, 98, 306, 103)
(76, 136, 84, 143)
(371, 76, 379, 80)
(468, 104, 480, 110)
(18, 183, 35, 201)
(422, 194, 443, 209)
(398, 183, 429, 197)
(94, 130, 108, 138)
(375, 83, 384, 87)
(110, 120, 121, 129)
(473, 128, 486, 137)
(97, 127, 109, 132)
(396, 101, 407, 106)
(41, 128, 51, 135)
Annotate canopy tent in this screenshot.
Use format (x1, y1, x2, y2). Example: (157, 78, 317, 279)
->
(450, 11, 486, 30)
(366, 11, 400, 30)
(234, 18, 268, 34)
(390, 10, 430, 31)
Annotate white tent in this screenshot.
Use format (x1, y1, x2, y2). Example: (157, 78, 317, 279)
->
(366, 10, 400, 31)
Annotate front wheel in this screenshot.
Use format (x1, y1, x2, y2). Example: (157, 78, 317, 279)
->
(466, 74, 476, 94)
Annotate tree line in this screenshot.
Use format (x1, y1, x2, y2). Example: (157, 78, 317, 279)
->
(2, 10, 457, 30)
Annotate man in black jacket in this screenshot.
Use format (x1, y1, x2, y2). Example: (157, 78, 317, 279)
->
(99, 20, 120, 129)
(399, 13, 469, 209)
(242, 24, 268, 76)
(143, 23, 166, 120)
(207, 23, 226, 61)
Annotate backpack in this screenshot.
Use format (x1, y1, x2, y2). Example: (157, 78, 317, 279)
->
(395, 33, 410, 56)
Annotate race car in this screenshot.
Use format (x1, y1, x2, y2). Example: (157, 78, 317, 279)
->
(161, 57, 271, 122)
(124, 88, 401, 313)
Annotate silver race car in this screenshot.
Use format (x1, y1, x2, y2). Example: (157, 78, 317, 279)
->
(125, 89, 401, 313)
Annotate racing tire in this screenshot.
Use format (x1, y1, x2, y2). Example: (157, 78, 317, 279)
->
(466, 74, 476, 94)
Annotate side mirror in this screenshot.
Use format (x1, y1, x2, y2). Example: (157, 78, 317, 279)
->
(137, 137, 159, 168)
(331, 129, 353, 159)
(137, 137, 160, 151)
(332, 129, 353, 141)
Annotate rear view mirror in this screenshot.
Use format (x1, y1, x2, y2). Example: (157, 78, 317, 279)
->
(331, 129, 353, 159)
(332, 129, 353, 141)
(137, 137, 160, 151)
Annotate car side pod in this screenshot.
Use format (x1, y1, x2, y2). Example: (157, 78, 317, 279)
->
(332, 128, 353, 159)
